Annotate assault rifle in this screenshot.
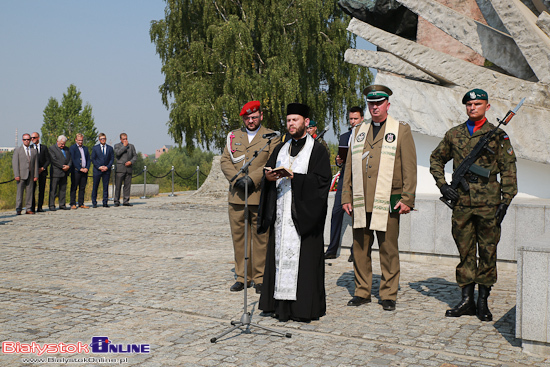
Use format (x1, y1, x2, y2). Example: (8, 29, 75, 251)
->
(316, 127, 329, 141)
(440, 98, 525, 209)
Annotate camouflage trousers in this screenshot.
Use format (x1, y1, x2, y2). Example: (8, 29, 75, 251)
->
(451, 205, 500, 287)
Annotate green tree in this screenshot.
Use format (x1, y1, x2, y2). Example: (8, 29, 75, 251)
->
(41, 84, 98, 149)
(150, 0, 372, 150)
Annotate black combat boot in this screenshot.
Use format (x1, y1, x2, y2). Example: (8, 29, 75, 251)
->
(445, 283, 476, 317)
(477, 284, 493, 321)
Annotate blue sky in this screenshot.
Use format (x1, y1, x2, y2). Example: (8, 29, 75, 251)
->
(0, 1, 374, 154)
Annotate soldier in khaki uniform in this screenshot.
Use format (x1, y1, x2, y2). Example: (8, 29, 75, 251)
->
(221, 100, 280, 294)
(342, 85, 417, 311)
(430, 89, 518, 321)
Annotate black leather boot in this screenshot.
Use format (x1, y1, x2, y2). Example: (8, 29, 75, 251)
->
(445, 283, 476, 317)
(477, 284, 493, 321)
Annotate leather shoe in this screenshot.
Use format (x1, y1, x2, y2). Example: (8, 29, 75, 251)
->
(382, 300, 396, 311)
(16, 211, 22, 215)
(324, 253, 337, 260)
(71, 205, 77, 209)
(114, 203, 120, 207)
(230, 282, 245, 292)
(347, 296, 371, 306)
(37, 209, 45, 213)
(123, 203, 133, 207)
(92, 204, 98, 208)
(79, 205, 89, 209)
(49, 207, 57, 211)
(348, 253, 354, 262)
(25, 210, 35, 214)
(254, 283, 262, 294)
(60, 206, 70, 210)
(103, 204, 110, 208)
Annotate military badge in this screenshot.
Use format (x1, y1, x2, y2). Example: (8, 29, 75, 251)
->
(470, 91, 476, 100)
(357, 132, 366, 142)
(507, 147, 514, 155)
(385, 133, 396, 143)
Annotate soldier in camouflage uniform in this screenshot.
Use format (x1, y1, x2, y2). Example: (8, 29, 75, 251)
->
(430, 89, 518, 322)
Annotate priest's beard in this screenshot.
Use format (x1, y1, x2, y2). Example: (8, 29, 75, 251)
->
(290, 124, 307, 140)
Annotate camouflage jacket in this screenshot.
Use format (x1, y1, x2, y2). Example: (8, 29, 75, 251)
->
(430, 120, 518, 207)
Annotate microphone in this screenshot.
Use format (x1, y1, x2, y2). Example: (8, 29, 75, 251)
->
(262, 131, 281, 139)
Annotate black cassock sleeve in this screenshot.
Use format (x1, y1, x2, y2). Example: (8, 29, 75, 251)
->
(257, 143, 283, 234)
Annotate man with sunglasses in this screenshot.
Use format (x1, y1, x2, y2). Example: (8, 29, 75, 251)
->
(221, 100, 280, 294)
(91, 133, 114, 208)
(12, 133, 38, 214)
(30, 132, 50, 213)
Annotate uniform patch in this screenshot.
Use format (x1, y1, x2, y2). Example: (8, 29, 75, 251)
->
(385, 133, 396, 143)
(235, 143, 242, 145)
(356, 132, 366, 142)
(399, 121, 408, 125)
(507, 147, 514, 155)
(503, 135, 509, 140)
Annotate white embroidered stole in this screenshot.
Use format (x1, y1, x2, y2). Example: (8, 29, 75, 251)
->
(351, 122, 370, 228)
(273, 135, 314, 300)
(370, 116, 399, 232)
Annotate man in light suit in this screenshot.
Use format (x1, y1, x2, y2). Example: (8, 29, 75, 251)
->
(49, 135, 72, 211)
(342, 85, 417, 311)
(30, 132, 50, 213)
(12, 133, 39, 215)
(69, 133, 91, 209)
(220, 100, 280, 294)
(91, 133, 114, 208)
(113, 133, 137, 207)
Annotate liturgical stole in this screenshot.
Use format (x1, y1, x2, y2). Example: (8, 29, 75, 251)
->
(351, 116, 400, 232)
(273, 134, 314, 300)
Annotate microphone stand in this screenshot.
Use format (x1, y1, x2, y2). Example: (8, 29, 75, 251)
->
(211, 134, 291, 343)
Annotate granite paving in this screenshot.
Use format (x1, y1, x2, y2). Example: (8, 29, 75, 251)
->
(0, 192, 548, 366)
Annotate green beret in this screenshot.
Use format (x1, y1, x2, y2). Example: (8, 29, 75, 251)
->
(363, 84, 393, 102)
(462, 88, 488, 104)
(308, 120, 317, 127)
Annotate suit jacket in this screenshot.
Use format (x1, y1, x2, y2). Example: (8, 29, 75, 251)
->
(220, 125, 280, 206)
(114, 143, 137, 173)
(12, 145, 38, 180)
(342, 117, 417, 211)
(49, 144, 72, 178)
(33, 143, 51, 176)
(91, 144, 115, 174)
(69, 144, 91, 173)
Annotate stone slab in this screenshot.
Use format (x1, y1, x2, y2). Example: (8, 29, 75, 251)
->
(108, 184, 159, 197)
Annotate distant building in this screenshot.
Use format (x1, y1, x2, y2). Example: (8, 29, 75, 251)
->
(0, 147, 15, 154)
(155, 145, 172, 159)
(141, 153, 149, 159)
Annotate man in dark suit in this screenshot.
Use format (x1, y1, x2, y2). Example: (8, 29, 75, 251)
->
(91, 133, 114, 208)
(113, 133, 137, 207)
(12, 133, 39, 214)
(30, 132, 50, 213)
(48, 135, 72, 211)
(69, 133, 91, 209)
(325, 106, 364, 261)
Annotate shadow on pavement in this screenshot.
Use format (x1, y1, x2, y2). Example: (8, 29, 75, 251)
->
(408, 277, 460, 307)
(494, 306, 520, 347)
(336, 270, 381, 300)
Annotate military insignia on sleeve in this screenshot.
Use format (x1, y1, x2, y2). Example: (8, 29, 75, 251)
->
(385, 133, 396, 143)
(235, 143, 242, 146)
(503, 135, 509, 140)
(399, 121, 408, 125)
(357, 132, 366, 142)
(507, 147, 514, 155)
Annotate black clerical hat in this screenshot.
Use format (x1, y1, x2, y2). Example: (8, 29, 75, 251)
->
(286, 103, 310, 118)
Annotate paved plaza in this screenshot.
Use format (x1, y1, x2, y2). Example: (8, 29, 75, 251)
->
(0, 192, 549, 367)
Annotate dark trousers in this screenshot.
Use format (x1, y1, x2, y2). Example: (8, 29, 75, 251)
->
(49, 175, 68, 208)
(70, 170, 88, 206)
(326, 187, 353, 256)
(114, 171, 132, 204)
(31, 172, 47, 211)
(92, 171, 111, 205)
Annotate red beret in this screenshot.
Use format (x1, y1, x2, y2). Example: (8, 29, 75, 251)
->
(240, 100, 261, 116)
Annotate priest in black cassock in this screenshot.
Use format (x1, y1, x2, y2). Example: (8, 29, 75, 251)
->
(258, 103, 332, 322)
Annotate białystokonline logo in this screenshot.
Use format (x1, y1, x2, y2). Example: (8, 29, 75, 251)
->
(2, 336, 150, 355)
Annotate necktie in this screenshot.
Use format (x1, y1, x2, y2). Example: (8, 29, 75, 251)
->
(102, 145, 105, 155)
(61, 149, 66, 158)
(36, 144, 40, 154)
(26, 147, 30, 161)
